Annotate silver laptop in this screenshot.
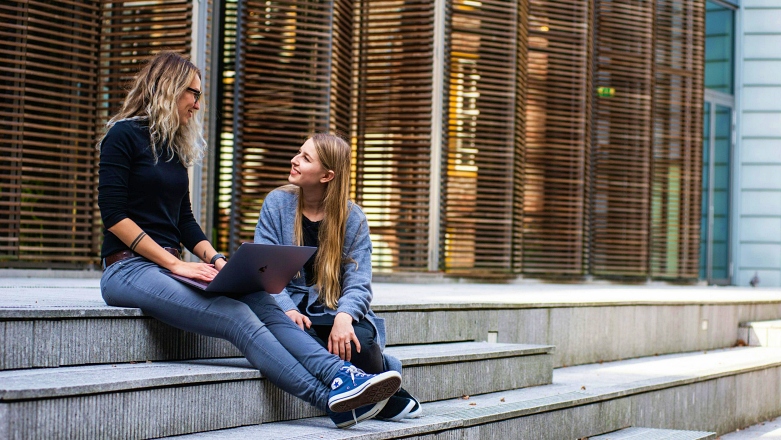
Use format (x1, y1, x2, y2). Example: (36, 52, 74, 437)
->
(165, 243, 316, 295)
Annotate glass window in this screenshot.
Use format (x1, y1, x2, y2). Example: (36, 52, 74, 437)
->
(704, 1, 735, 94)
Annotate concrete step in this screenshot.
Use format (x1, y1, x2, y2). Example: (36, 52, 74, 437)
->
(7, 279, 781, 371)
(739, 319, 781, 347)
(719, 414, 781, 439)
(0, 341, 551, 439)
(590, 427, 716, 439)
(169, 347, 781, 440)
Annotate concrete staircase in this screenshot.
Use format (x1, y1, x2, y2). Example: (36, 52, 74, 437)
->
(2, 279, 781, 438)
(590, 427, 716, 439)
(739, 319, 781, 347)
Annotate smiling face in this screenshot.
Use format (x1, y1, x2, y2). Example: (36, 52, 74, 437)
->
(289, 138, 334, 189)
(177, 75, 201, 126)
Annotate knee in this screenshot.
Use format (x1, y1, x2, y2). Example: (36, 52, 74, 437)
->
(352, 323, 378, 348)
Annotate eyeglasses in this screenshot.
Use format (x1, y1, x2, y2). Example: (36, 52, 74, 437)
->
(186, 87, 201, 104)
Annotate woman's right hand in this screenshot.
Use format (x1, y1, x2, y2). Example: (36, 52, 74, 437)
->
(170, 260, 219, 282)
(285, 309, 312, 331)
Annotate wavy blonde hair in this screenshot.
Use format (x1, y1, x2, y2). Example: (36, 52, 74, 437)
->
(98, 51, 205, 166)
(292, 133, 353, 309)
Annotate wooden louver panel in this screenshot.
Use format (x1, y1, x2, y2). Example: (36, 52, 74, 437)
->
(232, 0, 343, 248)
(442, 0, 520, 273)
(512, 0, 528, 274)
(443, 0, 518, 273)
(353, 0, 435, 271)
(330, 0, 353, 135)
(590, 0, 654, 277)
(0, 0, 100, 266)
(98, 1, 193, 122)
(215, 0, 240, 254)
(650, 0, 704, 279)
(523, 0, 591, 275)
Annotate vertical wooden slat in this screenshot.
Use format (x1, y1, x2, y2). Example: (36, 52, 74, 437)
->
(590, 0, 655, 277)
(650, 0, 704, 279)
(441, 0, 520, 274)
(353, 0, 435, 272)
(522, 0, 591, 275)
(231, 0, 342, 248)
(97, 0, 192, 263)
(215, 0, 239, 254)
(98, 1, 193, 121)
(331, 0, 353, 136)
(0, 0, 101, 266)
(512, 0, 528, 273)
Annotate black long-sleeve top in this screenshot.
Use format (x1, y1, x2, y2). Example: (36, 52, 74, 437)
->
(98, 118, 207, 259)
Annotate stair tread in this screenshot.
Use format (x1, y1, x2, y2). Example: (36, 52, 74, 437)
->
(590, 427, 716, 439)
(5, 279, 781, 319)
(386, 341, 553, 365)
(740, 319, 781, 328)
(170, 347, 781, 439)
(0, 341, 549, 400)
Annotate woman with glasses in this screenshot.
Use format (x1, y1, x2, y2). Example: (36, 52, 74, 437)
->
(253, 133, 422, 423)
(97, 51, 401, 429)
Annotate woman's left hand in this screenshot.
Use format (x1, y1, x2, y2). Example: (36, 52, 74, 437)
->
(328, 312, 361, 361)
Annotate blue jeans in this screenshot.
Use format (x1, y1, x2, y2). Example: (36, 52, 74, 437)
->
(100, 257, 342, 411)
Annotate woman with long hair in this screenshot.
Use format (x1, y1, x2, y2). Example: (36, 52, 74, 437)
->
(254, 133, 422, 422)
(97, 51, 401, 429)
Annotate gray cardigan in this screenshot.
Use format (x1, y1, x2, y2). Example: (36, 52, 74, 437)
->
(254, 186, 401, 373)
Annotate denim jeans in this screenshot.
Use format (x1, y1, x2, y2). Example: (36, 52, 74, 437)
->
(301, 319, 384, 374)
(100, 257, 342, 411)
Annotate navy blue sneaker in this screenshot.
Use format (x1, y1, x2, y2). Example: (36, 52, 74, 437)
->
(327, 363, 401, 413)
(328, 399, 388, 429)
(395, 387, 422, 418)
(375, 395, 415, 421)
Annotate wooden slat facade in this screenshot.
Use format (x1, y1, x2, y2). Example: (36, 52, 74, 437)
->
(590, 0, 655, 277)
(215, 0, 239, 254)
(229, 0, 352, 249)
(4, 0, 707, 283)
(442, 0, 521, 274)
(1, 1, 101, 266)
(650, 0, 704, 279)
(522, 0, 591, 275)
(98, 1, 192, 120)
(352, 0, 436, 271)
(512, 0, 528, 274)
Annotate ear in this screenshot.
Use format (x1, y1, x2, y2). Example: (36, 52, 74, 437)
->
(320, 169, 335, 184)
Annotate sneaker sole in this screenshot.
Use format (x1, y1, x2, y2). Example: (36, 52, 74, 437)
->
(328, 371, 402, 413)
(406, 403, 423, 419)
(376, 398, 415, 422)
(334, 399, 388, 429)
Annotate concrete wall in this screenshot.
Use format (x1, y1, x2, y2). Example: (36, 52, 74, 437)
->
(736, 0, 781, 286)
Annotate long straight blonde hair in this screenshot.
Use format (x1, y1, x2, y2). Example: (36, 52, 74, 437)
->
(98, 51, 205, 166)
(292, 133, 352, 309)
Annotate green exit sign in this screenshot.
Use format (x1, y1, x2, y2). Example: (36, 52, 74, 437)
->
(597, 87, 615, 98)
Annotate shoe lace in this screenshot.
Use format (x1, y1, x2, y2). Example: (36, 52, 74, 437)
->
(343, 364, 369, 384)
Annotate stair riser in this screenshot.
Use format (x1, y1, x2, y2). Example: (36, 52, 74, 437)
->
(403, 355, 552, 402)
(381, 303, 781, 367)
(4, 301, 781, 371)
(399, 366, 781, 440)
(0, 353, 552, 439)
(1, 318, 240, 370)
(1, 381, 320, 440)
(739, 325, 781, 347)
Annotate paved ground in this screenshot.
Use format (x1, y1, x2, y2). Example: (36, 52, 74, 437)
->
(721, 416, 781, 439)
(3, 273, 781, 310)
